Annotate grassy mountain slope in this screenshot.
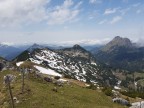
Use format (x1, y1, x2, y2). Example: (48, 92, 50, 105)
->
(14, 50, 30, 62)
(0, 70, 125, 108)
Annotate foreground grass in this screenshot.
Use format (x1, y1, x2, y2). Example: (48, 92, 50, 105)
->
(0, 70, 126, 108)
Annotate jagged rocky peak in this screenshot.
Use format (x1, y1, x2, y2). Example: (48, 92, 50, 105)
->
(112, 36, 132, 47)
(30, 43, 42, 48)
(101, 36, 133, 52)
(73, 44, 82, 48)
(72, 44, 87, 51)
(28, 43, 45, 52)
(58, 44, 92, 59)
(65, 44, 87, 51)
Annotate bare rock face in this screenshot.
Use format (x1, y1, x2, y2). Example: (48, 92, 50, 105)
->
(111, 36, 132, 47)
(0, 57, 6, 71)
(101, 36, 133, 52)
(57, 44, 94, 61)
(0, 57, 13, 71)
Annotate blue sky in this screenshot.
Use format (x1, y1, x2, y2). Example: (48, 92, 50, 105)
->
(0, 0, 144, 45)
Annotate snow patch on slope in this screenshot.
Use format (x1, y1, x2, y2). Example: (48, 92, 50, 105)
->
(34, 65, 62, 77)
(26, 49, 100, 84)
(114, 86, 121, 90)
(16, 61, 24, 67)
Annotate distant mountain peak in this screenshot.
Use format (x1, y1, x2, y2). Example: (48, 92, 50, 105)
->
(113, 36, 121, 39)
(101, 36, 133, 52)
(95, 36, 144, 71)
(72, 44, 86, 51)
(31, 43, 42, 48)
(28, 43, 45, 52)
(73, 44, 80, 47)
(113, 36, 131, 45)
(73, 44, 83, 49)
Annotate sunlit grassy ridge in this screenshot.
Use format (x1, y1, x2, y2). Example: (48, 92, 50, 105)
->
(0, 70, 125, 108)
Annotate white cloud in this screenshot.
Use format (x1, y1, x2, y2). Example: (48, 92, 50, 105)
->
(89, 0, 102, 4)
(136, 38, 144, 46)
(64, 26, 68, 29)
(119, 8, 130, 15)
(0, 28, 142, 45)
(0, 0, 50, 27)
(47, 0, 81, 25)
(55, 38, 110, 46)
(74, 1, 83, 9)
(0, 0, 81, 27)
(132, 3, 140, 7)
(88, 16, 94, 20)
(110, 16, 122, 24)
(104, 8, 119, 15)
(123, 0, 128, 3)
(98, 19, 107, 24)
(1, 42, 14, 46)
(136, 9, 142, 14)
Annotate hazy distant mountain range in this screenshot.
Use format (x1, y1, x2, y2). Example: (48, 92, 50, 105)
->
(0, 36, 144, 72)
(0, 44, 23, 60)
(0, 42, 101, 61)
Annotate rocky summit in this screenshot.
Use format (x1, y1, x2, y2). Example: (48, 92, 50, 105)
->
(101, 36, 133, 52)
(94, 36, 144, 71)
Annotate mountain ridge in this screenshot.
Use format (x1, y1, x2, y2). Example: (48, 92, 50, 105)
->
(14, 44, 117, 85)
(94, 36, 144, 71)
(0, 43, 24, 61)
(101, 36, 134, 52)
